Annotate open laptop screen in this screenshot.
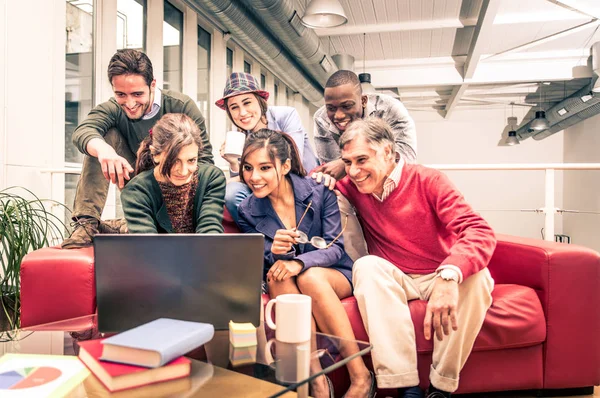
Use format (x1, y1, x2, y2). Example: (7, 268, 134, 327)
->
(94, 234, 264, 332)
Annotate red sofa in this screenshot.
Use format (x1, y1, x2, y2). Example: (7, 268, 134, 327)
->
(20, 218, 600, 396)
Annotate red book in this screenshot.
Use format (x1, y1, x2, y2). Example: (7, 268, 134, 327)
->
(78, 339, 191, 392)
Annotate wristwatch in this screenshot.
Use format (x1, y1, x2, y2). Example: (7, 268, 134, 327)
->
(439, 268, 459, 283)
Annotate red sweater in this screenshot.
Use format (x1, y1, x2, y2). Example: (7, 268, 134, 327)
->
(337, 164, 496, 281)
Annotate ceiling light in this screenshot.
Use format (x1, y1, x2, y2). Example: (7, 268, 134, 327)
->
(359, 73, 376, 93)
(500, 113, 519, 146)
(593, 78, 600, 93)
(530, 110, 549, 131)
(557, 108, 568, 116)
(581, 93, 593, 102)
(506, 130, 520, 146)
(359, 33, 375, 93)
(301, 0, 348, 29)
(530, 82, 549, 131)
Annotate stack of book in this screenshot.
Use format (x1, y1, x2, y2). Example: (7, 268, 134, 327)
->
(78, 318, 214, 392)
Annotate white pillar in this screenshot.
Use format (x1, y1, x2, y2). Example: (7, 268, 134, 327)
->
(95, 0, 117, 104)
(51, 0, 67, 215)
(182, 5, 197, 100)
(0, 0, 8, 189)
(211, 32, 229, 169)
(146, 0, 164, 88)
(266, 73, 275, 107)
(233, 43, 244, 72)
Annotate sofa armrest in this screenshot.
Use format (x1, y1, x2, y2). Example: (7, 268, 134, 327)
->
(488, 234, 600, 389)
(20, 247, 96, 327)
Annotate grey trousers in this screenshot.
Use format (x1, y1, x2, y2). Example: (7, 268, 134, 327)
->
(72, 129, 137, 220)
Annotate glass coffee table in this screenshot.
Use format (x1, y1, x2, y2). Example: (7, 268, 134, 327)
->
(1, 315, 372, 397)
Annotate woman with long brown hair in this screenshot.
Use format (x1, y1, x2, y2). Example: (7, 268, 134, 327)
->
(121, 113, 225, 233)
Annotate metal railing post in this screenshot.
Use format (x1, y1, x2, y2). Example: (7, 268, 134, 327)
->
(544, 168, 555, 242)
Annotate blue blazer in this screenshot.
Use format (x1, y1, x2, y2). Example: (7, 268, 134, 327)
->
(237, 173, 353, 282)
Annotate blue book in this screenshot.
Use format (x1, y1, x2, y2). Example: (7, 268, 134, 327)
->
(100, 318, 214, 368)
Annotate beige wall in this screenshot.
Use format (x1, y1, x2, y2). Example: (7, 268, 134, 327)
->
(562, 112, 600, 252)
(413, 107, 565, 240)
(1, 0, 65, 203)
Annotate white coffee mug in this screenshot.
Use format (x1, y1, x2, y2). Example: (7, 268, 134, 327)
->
(264, 339, 310, 384)
(265, 294, 311, 343)
(224, 130, 247, 157)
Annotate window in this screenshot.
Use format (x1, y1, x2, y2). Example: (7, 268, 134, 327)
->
(261, 73, 266, 90)
(65, 0, 94, 223)
(274, 83, 279, 104)
(117, 0, 145, 50)
(226, 47, 233, 77)
(244, 60, 251, 74)
(226, 48, 234, 131)
(163, 1, 183, 91)
(65, 0, 94, 165)
(197, 26, 211, 133)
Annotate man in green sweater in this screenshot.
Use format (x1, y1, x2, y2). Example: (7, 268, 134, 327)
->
(62, 49, 213, 249)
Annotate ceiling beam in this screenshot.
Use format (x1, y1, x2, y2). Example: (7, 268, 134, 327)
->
(444, 85, 469, 118)
(443, 0, 500, 119)
(546, 0, 600, 19)
(315, 9, 590, 37)
(314, 20, 467, 37)
(460, 97, 533, 107)
(464, 0, 502, 79)
(368, 55, 592, 88)
(484, 19, 600, 60)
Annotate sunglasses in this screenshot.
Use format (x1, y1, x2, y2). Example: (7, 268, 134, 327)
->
(295, 202, 350, 250)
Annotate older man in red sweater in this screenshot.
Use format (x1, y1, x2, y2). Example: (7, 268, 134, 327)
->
(336, 117, 496, 398)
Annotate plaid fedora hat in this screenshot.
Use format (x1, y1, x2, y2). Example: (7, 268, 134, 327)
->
(215, 72, 270, 110)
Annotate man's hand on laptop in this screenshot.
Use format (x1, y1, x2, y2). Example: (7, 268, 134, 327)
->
(267, 260, 303, 282)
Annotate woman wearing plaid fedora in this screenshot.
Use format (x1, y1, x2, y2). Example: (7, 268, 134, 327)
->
(216, 72, 321, 223)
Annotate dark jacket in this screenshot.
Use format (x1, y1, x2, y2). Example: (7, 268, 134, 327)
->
(237, 173, 353, 281)
(121, 164, 226, 234)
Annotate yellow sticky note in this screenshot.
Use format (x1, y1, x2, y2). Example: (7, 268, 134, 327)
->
(229, 320, 258, 348)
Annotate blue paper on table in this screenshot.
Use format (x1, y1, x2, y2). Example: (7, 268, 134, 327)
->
(100, 318, 214, 368)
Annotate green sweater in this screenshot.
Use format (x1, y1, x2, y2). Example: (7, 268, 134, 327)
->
(72, 89, 214, 165)
(121, 164, 226, 234)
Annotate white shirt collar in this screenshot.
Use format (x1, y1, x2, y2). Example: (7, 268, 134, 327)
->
(142, 88, 161, 120)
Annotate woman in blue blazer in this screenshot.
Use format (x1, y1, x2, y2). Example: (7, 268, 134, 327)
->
(237, 129, 375, 398)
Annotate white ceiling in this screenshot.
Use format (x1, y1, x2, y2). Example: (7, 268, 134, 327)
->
(307, 0, 600, 117)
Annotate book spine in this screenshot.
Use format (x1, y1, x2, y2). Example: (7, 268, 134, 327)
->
(159, 324, 215, 366)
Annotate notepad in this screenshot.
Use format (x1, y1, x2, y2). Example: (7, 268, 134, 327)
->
(228, 321, 257, 348)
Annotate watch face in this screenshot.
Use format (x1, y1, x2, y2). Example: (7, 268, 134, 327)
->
(441, 269, 457, 281)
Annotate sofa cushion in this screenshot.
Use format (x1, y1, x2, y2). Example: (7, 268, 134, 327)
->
(341, 284, 546, 352)
(222, 206, 239, 234)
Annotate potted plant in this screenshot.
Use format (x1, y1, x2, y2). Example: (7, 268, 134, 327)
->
(0, 187, 68, 337)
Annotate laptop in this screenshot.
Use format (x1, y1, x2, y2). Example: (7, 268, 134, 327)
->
(94, 234, 264, 333)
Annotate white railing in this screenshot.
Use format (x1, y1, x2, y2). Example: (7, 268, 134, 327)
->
(41, 163, 600, 242)
(424, 163, 600, 241)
